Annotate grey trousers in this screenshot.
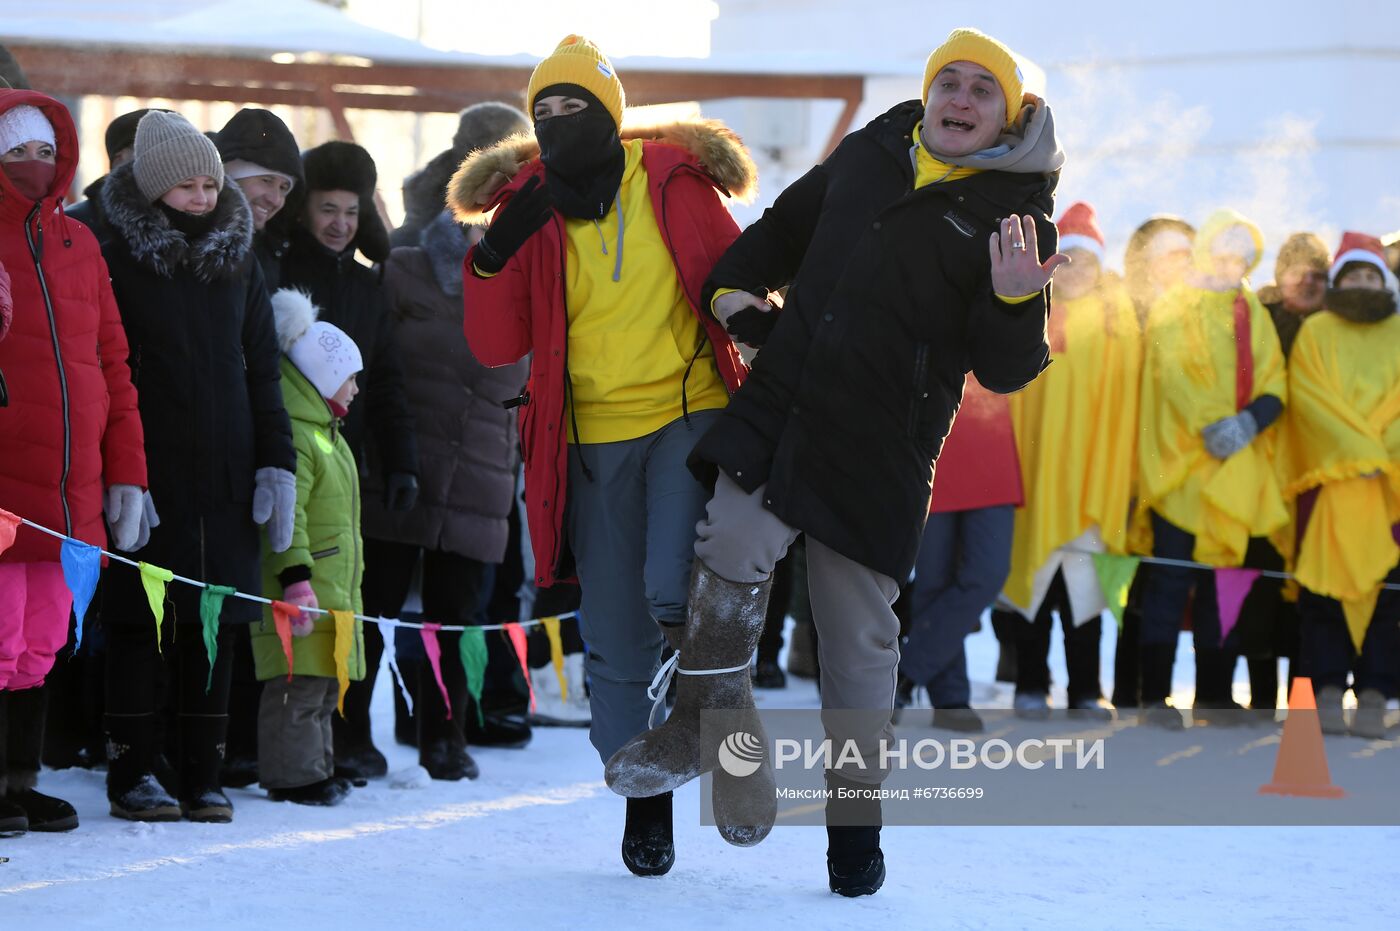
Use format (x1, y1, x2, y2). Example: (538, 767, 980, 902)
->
(567, 411, 719, 763)
(696, 473, 901, 783)
(258, 675, 337, 789)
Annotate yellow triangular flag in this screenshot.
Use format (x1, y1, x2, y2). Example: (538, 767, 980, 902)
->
(138, 562, 174, 654)
(332, 610, 355, 715)
(541, 616, 567, 701)
(1341, 589, 1380, 653)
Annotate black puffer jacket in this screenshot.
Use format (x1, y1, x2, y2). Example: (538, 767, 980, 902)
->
(691, 99, 1060, 582)
(278, 226, 418, 486)
(362, 212, 528, 562)
(97, 162, 294, 624)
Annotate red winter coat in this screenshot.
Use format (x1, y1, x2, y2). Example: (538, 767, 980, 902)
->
(449, 122, 757, 587)
(0, 258, 11, 342)
(0, 90, 146, 562)
(929, 374, 1023, 514)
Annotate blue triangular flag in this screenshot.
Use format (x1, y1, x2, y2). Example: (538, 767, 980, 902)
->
(60, 538, 102, 652)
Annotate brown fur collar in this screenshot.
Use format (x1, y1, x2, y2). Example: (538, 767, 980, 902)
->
(447, 119, 757, 223)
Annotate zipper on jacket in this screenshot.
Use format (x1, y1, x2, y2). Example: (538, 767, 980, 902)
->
(26, 204, 74, 536)
(907, 342, 931, 438)
(551, 214, 572, 583)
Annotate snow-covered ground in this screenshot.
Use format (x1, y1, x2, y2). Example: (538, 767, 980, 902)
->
(2, 620, 1396, 929)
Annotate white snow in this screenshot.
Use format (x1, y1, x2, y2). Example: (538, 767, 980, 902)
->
(2, 620, 1396, 928)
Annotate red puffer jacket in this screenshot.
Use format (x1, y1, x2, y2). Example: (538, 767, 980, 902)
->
(450, 122, 756, 587)
(0, 90, 146, 562)
(929, 374, 1024, 514)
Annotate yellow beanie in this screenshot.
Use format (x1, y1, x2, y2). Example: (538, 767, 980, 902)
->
(922, 28, 1025, 126)
(526, 35, 626, 129)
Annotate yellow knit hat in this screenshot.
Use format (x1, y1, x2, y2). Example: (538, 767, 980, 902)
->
(526, 35, 626, 129)
(922, 28, 1025, 126)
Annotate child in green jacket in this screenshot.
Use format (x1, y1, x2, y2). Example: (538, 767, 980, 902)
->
(256, 288, 366, 806)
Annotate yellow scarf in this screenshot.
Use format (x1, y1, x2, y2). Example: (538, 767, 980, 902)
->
(1133, 282, 1289, 565)
(912, 121, 982, 188)
(1005, 285, 1142, 613)
(1282, 311, 1400, 648)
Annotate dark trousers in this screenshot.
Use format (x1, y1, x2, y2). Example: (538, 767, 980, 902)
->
(1140, 511, 1284, 702)
(1004, 567, 1104, 703)
(901, 506, 1013, 705)
(757, 552, 797, 665)
(1298, 564, 1400, 697)
(224, 624, 261, 764)
(349, 539, 491, 757)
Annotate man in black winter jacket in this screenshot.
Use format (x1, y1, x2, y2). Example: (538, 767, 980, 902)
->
(605, 28, 1068, 897)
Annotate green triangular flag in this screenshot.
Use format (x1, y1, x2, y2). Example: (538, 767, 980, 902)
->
(200, 585, 234, 693)
(1092, 553, 1141, 630)
(459, 627, 489, 728)
(138, 562, 175, 654)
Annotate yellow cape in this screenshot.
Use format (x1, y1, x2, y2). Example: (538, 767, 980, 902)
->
(1005, 286, 1142, 615)
(1134, 282, 1289, 565)
(1282, 311, 1400, 649)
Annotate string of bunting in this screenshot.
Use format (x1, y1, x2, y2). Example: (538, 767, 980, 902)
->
(0, 508, 577, 717)
(1076, 547, 1398, 652)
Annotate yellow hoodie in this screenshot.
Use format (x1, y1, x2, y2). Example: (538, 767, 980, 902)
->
(564, 139, 728, 443)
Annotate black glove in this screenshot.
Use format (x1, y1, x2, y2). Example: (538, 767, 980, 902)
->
(473, 176, 553, 274)
(385, 472, 419, 512)
(726, 305, 779, 348)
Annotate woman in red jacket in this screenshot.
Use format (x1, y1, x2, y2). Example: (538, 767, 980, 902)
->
(0, 91, 149, 836)
(447, 35, 755, 876)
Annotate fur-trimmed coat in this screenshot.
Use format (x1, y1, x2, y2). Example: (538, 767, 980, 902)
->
(447, 120, 757, 587)
(97, 161, 294, 625)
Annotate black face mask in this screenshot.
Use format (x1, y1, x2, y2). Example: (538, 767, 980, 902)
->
(535, 107, 624, 220)
(158, 200, 217, 239)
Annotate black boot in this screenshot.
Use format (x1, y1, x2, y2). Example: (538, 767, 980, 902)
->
(5, 687, 79, 831)
(825, 772, 885, 897)
(1193, 649, 1246, 725)
(752, 659, 787, 690)
(417, 631, 479, 780)
(462, 702, 533, 749)
(621, 791, 674, 877)
(394, 657, 423, 748)
(1247, 654, 1279, 712)
(180, 714, 233, 823)
(105, 712, 181, 821)
(268, 776, 351, 806)
(1139, 644, 1184, 731)
(0, 695, 27, 836)
(222, 625, 262, 788)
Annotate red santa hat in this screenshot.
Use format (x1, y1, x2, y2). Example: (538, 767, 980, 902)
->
(1055, 201, 1105, 264)
(1330, 231, 1399, 293)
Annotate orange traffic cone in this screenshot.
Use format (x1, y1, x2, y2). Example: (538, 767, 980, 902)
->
(1259, 677, 1346, 799)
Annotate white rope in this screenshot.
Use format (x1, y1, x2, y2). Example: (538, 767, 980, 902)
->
(644, 651, 752, 728)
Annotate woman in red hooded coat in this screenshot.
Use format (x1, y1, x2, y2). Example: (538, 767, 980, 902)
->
(0, 90, 148, 835)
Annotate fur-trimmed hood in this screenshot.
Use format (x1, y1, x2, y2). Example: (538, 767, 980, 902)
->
(419, 210, 471, 297)
(100, 161, 253, 281)
(447, 118, 758, 224)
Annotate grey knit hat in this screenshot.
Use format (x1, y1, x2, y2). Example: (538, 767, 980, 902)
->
(132, 110, 225, 203)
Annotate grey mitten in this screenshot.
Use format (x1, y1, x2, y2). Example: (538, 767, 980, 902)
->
(104, 484, 144, 552)
(132, 491, 160, 552)
(1202, 410, 1258, 460)
(252, 467, 297, 553)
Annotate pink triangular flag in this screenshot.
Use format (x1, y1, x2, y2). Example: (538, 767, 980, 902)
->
(1214, 568, 1261, 646)
(503, 622, 536, 712)
(420, 623, 453, 721)
(0, 508, 20, 556)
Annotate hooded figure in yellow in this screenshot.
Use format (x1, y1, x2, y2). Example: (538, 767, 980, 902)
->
(1000, 202, 1139, 718)
(1134, 209, 1288, 728)
(1283, 232, 1400, 739)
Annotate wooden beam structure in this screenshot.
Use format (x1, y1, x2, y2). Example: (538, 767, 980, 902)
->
(9, 42, 865, 155)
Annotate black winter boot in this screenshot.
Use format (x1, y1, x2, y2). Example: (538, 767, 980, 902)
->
(825, 772, 885, 897)
(0, 696, 27, 836)
(333, 623, 389, 777)
(393, 657, 423, 748)
(1139, 644, 1184, 731)
(180, 714, 233, 823)
(1247, 654, 1279, 712)
(621, 792, 674, 877)
(6, 687, 78, 831)
(105, 712, 181, 821)
(268, 776, 351, 806)
(1193, 649, 1246, 726)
